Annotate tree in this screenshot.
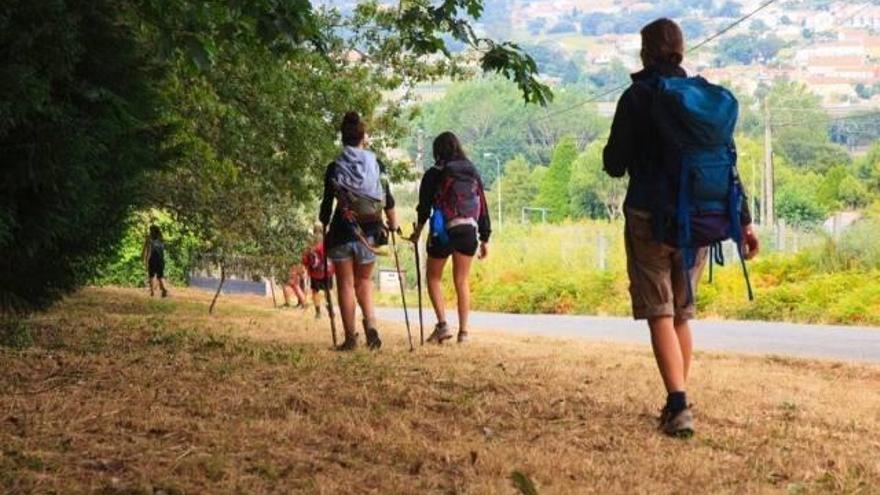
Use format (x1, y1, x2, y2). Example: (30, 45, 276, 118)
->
(522, 43, 583, 84)
(838, 175, 869, 210)
(569, 142, 625, 220)
(493, 156, 538, 222)
(535, 137, 578, 221)
(817, 165, 869, 210)
(0, 0, 166, 312)
(855, 141, 880, 195)
(2, 0, 552, 314)
(414, 78, 606, 180)
(765, 80, 850, 171)
(585, 58, 630, 91)
(774, 159, 827, 225)
(716, 34, 784, 65)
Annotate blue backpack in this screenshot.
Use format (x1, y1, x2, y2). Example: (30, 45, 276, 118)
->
(650, 76, 753, 303)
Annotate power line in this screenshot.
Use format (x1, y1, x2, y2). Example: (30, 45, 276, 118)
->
(688, 0, 780, 53)
(532, 0, 784, 122)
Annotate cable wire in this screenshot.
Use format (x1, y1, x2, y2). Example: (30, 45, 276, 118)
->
(532, 0, 784, 122)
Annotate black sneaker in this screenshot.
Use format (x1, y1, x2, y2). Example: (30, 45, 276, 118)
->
(336, 333, 358, 351)
(365, 328, 382, 350)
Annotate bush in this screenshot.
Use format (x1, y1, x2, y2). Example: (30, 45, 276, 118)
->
(0, 0, 165, 312)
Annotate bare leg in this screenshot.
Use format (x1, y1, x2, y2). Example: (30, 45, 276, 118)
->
(426, 257, 448, 324)
(282, 285, 292, 305)
(158, 277, 168, 294)
(451, 251, 474, 333)
(674, 317, 693, 383)
(149, 276, 155, 297)
(312, 290, 323, 314)
(334, 260, 356, 338)
(648, 316, 686, 393)
(291, 276, 306, 306)
(354, 262, 375, 328)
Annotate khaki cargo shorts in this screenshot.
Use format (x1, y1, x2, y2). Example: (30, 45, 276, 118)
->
(624, 208, 707, 321)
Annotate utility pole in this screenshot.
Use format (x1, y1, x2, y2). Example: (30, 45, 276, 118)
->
(762, 99, 775, 227)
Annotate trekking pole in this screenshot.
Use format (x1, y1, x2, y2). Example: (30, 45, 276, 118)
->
(411, 223, 424, 346)
(322, 225, 338, 348)
(390, 229, 415, 352)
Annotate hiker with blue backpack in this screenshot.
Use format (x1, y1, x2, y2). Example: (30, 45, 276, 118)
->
(603, 19, 760, 437)
(320, 112, 398, 351)
(409, 132, 491, 344)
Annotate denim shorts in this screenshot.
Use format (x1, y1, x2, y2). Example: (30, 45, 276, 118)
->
(328, 238, 376, 265)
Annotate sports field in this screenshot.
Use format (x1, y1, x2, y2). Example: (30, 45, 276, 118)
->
(2, 288, 879, 493)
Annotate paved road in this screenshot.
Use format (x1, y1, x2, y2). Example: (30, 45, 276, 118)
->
(374, 308, 880, 364)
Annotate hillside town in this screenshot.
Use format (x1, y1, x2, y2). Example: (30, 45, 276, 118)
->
(501, 0, 880, 109)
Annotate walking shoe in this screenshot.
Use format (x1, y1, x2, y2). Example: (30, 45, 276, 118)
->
(161, 288, 168, 298)
(661, 406, 694, 438)
(336, 333, 358, 352)
(365, 328, 382, 350)
(427, 322, 453, 344)
(457, 330, 469, 343)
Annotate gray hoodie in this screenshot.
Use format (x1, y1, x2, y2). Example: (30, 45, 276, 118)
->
(333, 146, 383, 201)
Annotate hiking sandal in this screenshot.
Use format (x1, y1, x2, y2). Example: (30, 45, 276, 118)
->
(365, 328, 382, 350)
(427, 322, 453, 344)
(457, 330, 469, 343)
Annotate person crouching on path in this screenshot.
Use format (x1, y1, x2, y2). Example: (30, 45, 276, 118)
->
(409, 132, 490, 344)
(319, 111, 398, 351)
(282, 262, 306, 309)
(603, 18, 760, 437)
(302, 223, 334, 319)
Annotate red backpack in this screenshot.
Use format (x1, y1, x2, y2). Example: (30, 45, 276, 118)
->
(434, 160, 484, 223)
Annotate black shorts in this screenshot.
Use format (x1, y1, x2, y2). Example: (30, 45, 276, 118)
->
(148, 257, 165, 279)
(427, 225, 479, 259)
(310, 278, 332, 292)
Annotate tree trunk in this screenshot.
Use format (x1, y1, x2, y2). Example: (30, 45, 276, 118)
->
(209, 263, 226, 314)
(268, 270, 277, 308)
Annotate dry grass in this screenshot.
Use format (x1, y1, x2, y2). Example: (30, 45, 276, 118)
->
(2, 287, 880, 494)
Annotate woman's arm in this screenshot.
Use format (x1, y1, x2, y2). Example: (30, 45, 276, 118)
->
(411, 168, 439, 240)
(380, 161, 398, 231)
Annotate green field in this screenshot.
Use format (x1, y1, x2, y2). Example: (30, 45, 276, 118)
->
(378, 220, 880, 326)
